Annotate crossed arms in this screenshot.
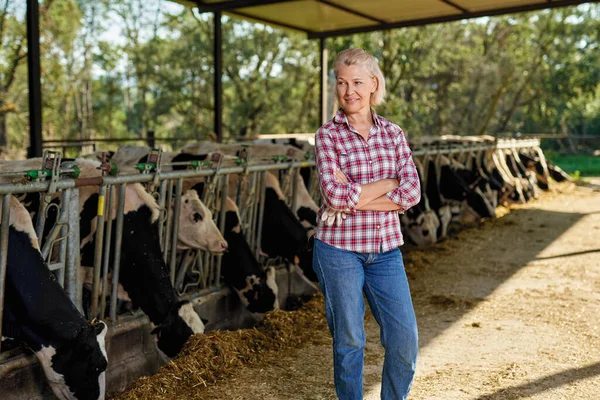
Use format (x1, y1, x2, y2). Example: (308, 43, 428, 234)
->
(333, 169, 402, 211)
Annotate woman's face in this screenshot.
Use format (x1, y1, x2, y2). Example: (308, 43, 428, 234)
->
(336, 64, 376, 117)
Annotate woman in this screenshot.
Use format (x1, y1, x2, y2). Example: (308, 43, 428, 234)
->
(313, 48, 421, 400)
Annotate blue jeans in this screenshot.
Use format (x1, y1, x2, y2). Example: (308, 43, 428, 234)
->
(313, 239, 418, 400)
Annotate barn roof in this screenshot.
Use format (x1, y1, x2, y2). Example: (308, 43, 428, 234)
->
(173, 0, 593, 38)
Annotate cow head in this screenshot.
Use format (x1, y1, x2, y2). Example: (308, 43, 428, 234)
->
(465, 187, 496, 219)
(151, 301, 204, 358)
(177, 189, 228, 254)
(519, 151, 549, 190)
(238, 266, 280, 313)
(37, 321, 108, 400)
(401, 209, 439, 247)
(439, 159, 496, 220)
(221, 196, 279, 313)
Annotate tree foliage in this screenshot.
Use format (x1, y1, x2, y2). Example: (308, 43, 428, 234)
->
(2, 1, 599, 150)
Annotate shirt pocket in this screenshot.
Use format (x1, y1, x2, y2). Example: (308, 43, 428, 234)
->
(340, 147, 367, 181)
(376, 138, 398, 178)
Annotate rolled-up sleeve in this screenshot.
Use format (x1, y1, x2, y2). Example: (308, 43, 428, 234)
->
(315, 127, 362, 212)
(386, 128, 421, 210)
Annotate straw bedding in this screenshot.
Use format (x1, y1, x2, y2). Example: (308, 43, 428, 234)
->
(114, 294, 328, 399)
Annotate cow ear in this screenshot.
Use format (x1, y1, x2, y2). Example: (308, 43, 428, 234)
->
(92, 320, 107, 335)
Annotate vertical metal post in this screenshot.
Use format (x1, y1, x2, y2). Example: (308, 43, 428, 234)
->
(163, 182, 174, 264)
(157, 179, 168, 248)
(56, 207, 68, 287)
(110, 184, 126, 322)
(147, 130, 155, 148)
(214, 11, 223, 142)
(91, 185, 107, 318)
(320, 37, 328, 125)
(291, 168, 300, 213)
(100, 185, 114, 318)
(175, 249, 193, 293)
(214, 174, 229, 286)
(0, 195, 12, 350)
(255, 171, 267, 260)
(27, 0, 43, 157)
(169, 178, 183, 285)
(202, 251, 210, 288)
(64, 188, 81, 312)
(34, 194, 46, 244)
(246, 173, 258, 250)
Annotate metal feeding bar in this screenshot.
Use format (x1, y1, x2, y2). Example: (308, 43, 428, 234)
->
(0, 152, 80, 181)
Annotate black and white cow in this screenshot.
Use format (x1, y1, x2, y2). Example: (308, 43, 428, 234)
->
(488, 150, 525, 205)
(546, 160, 573, 183)
(518, 148, 550, 190)
(475, 150, 513, 205)
(424, 158, 452, 239)
(178, 176, 280, 314)
(460, 151, 499, 210)
(1, 195, 108, 400)
(400, 158, 440, 247)
(437, 155, 496, 223)
(75, 160, 208, 358)
(504, 150, 538, 201)
(219, 196, 279, 312)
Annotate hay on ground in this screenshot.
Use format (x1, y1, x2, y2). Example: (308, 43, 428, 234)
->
(113, 294, 328, 400)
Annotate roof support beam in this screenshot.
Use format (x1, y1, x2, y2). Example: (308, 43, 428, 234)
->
(227, 9, 310, 32)
(439, 0, 469, 14)
(307, 0, 593, 39)
(214, 11, 223, 142)
(195, 0, 290, 13)
(27, 0, 43, 157)
(317, 0, 387, 24)
(320, 38, 328, 125)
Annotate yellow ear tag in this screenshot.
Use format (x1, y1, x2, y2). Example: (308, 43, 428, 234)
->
(97, 195, 105, 216)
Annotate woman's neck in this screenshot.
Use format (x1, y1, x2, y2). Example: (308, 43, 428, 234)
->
(346, 109, 373, 127)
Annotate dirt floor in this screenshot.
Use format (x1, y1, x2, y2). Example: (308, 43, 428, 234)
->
(126, 178, 600, 400)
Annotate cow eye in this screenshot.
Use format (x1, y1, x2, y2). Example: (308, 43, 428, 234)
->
(185, 199, 189, 204)
(193, 212, 203, 222)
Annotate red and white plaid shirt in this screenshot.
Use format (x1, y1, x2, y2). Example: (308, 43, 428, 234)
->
(314, 108, 421, 253)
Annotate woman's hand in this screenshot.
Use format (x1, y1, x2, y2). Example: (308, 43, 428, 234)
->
(334, 169, 349, 184)
(322, 169, 351, 226)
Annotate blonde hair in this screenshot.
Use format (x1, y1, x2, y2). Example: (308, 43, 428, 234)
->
(333, 48, 386, 107)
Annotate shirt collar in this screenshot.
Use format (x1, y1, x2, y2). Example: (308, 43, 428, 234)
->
(334, 108, 382, 129)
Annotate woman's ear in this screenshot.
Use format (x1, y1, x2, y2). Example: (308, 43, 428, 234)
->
(371, 76, 378, 94)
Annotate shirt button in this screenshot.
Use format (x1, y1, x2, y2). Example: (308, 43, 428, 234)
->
(369, 160, 373, 164)
(377, 225, 381, 229)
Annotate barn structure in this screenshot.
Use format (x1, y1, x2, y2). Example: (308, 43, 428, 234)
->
(3, 1, 592, 399)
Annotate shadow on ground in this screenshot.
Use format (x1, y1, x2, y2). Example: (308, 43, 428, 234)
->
(406, 207, 588, 351)
(474, 361, 600, 399)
